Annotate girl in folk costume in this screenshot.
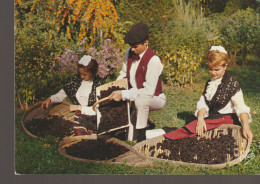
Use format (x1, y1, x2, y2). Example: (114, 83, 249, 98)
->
(41, 55, 102, 134)
(164, 46, 253, 144)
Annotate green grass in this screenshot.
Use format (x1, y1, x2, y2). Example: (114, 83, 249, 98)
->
(15, 59, 260, 174)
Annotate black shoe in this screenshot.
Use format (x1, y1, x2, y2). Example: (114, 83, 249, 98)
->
(136, 128, 146, 142)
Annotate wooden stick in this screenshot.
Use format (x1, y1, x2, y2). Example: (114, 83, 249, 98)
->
(226, 154, 231, 162)
(92, 97, 110, 112)
(213, 128, 218, 138)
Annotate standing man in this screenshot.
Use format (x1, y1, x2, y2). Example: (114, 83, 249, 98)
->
(109, 23, 166, 142)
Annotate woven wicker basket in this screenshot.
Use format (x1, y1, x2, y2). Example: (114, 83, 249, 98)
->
(21, 102, 78, 139)
(58, 135, 153, 166)
(133, 124, 250, 169)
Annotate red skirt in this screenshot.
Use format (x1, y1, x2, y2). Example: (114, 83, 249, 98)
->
(163, 115, 235, 140)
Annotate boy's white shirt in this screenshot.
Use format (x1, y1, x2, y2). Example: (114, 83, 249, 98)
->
(117, 47, 164, 101)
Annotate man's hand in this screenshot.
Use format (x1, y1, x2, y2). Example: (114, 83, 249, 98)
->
(70, 105, 81, 112)
(196, 118, 207, 136)
(41, 98, 51, 109)
(109, 90, 122, 101)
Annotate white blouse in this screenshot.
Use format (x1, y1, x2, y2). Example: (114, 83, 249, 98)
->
(195, 77, 252, 123)
(117, 47, 165, 101)
(50, 80, 96, 115)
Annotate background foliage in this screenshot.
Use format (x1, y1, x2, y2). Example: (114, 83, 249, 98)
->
(15, 0, 260, 108)
(15, 0, 118, 109)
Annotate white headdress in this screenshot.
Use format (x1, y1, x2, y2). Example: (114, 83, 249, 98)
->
(78, 55, 92, 66)
(210, 46, 227, 54)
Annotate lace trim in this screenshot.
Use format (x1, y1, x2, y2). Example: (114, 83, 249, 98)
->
(203, 71, 241, 116)
(63, 75, 101, 105)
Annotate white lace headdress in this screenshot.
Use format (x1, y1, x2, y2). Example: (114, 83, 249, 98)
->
(78, 55, 92, 66)
(209, 46, 227, 54)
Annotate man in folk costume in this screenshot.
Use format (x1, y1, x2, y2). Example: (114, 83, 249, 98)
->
(109, 23, 166, 142)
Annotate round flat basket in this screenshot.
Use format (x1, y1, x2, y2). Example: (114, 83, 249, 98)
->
(58, 135, 153, 167)
(21, 102, 78, 139)
(133, 124, 250, 169)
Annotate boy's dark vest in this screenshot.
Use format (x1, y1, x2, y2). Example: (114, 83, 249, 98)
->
(126, 47, 162, 96)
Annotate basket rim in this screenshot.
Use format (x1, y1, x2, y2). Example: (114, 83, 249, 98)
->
(21, 102, 71, 139)
(58, 135, 146, 164)
(21, 103, 43, 139)
(133, 124, 251, 169)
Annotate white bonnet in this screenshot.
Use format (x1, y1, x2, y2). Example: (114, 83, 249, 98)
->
(209, 46, 227, 54)
(78, 55, 92, 66)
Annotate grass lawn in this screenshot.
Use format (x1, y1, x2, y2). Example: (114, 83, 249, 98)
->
(15, 57, 260, 174)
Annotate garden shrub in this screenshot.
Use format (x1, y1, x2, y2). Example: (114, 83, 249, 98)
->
(219, 8, 260, 65)
(151, 0, 216, 86)
(89, 39, 122, 79)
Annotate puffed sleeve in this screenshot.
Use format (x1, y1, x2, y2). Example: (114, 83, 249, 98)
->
(50, 89, 67, 103)
(81, 106, 97, 116)
(194, 95, 209, 118)
(231, 90, 252, 123)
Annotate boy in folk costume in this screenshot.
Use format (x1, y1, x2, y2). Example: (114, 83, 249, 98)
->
(164, 46, 253, 144)
(109, 23, 166, 142)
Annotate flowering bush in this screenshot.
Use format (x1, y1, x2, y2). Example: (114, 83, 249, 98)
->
(90, 39, 122, 79)
(53, 39, 122, 80)
(53, 49, 79, 75)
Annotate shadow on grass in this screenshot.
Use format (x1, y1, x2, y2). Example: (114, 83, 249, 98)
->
(177, 111, 196, 125)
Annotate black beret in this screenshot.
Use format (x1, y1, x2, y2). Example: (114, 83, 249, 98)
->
(124, 23, 149, 45)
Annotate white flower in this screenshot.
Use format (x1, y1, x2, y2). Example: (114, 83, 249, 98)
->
(210, 46, 227, 54)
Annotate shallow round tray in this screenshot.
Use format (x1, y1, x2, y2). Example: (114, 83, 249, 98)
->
(21, 102, 78, 139)
(133, 124, 250, 169)
(58, 135, 153, 167)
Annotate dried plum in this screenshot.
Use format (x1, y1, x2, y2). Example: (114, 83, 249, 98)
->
(64, 139, 129, 160)
(148, 128, 239, 164)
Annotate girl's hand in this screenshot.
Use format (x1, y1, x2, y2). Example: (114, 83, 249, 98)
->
(70, 105, 81, 112)
(196, 118, 207, 136)
(41, 98, 51, 109)
(242, 126, 253, 144)
(239, 113, 253, 144)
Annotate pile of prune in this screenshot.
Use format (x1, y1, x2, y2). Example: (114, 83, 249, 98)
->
(24, 115, 76, 139)
(97, 86, 128, 133)
(74, 114, 97, 131)
(64, 139, 129, 160)
(148, 128, 239, 164)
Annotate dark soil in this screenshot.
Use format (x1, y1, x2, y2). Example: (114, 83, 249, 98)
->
(64, 139, 129, 160)
(24, 115, 76, 139)
(148, 128, 238, 164)
(97, 86, 128, 133)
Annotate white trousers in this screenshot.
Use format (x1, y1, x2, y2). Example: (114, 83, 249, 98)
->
(128, 93, 166, 141)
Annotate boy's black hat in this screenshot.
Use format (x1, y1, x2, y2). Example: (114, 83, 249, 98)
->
(124, 23, 149, 45)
